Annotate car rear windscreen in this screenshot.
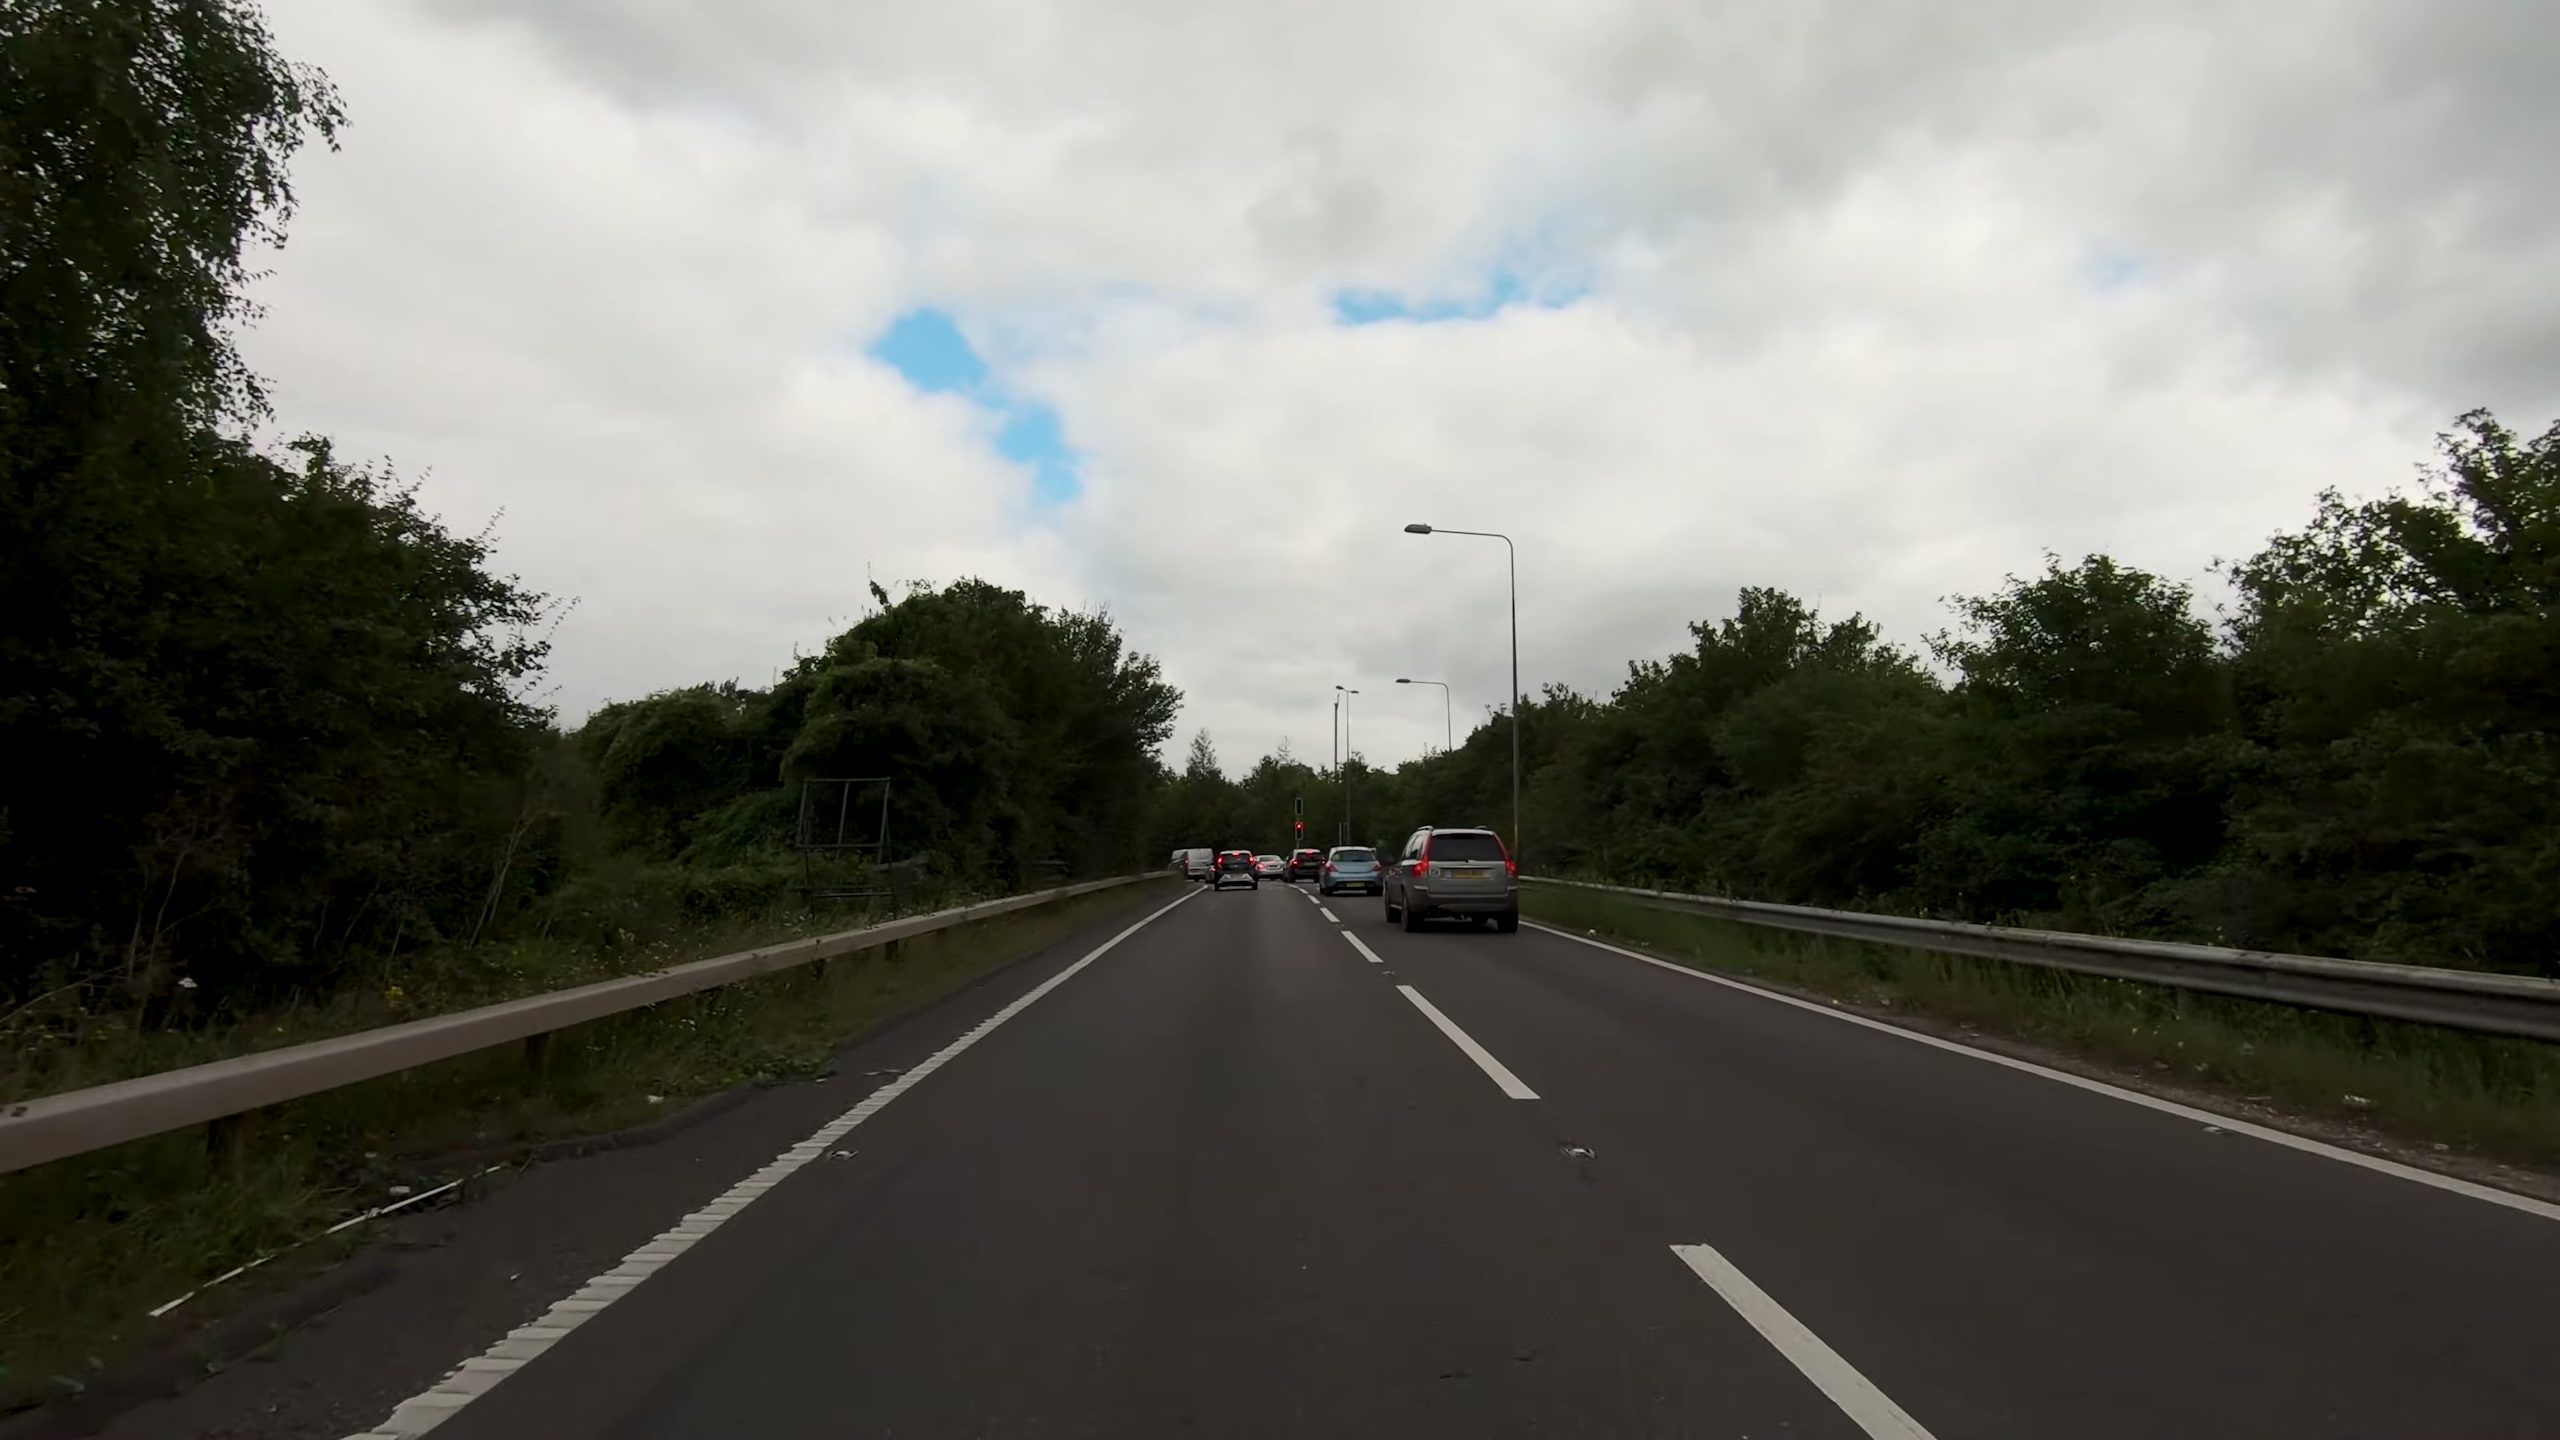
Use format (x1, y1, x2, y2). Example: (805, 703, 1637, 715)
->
(1425, 833, 1505, 862)
(1332, 848, 1375, 862)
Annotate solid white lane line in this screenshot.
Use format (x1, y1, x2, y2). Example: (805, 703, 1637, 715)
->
(343, 887, 1199, 1439)
(1531, 922, 2560, 1224)
(1671, 1244, 1938, 1440)
(1396, 984, 1539, 1099)
(1319, 907, 1339, 923)
(1341, 932, 1386, 965)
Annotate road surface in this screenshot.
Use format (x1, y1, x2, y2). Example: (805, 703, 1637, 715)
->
(108, 879, 2560, 1438)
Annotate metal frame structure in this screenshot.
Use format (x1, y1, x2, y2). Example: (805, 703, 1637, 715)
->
(794, 775, 892, 901)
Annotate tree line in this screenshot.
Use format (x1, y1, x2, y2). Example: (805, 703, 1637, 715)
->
(1176, 411, 2559, 978)
(0, 1, 1183, 1015)
(579, 579, 1181, 887)
(1, 0, 553, 1010)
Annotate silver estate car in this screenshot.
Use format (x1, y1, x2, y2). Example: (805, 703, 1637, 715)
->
(1381, 826, 1519, 932)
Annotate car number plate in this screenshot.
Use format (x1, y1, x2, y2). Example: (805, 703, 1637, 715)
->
(1448, 866, 1488, 879)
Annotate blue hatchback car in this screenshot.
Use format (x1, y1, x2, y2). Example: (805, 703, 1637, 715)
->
(1318, 845, 1383, 896)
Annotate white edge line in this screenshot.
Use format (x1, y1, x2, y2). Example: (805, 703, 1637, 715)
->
(1395, 984, 1539, 1099)
(1319, 907, 1340, 923)
(1671, 1243, 1937, 1440)
(150, 1168, 498, 1319)
(321, 1171, 476, 1238)
(345, 886, 1199, 1439)
(1341, 931, 1386, 965)
(1527, 921, 2560, 1224)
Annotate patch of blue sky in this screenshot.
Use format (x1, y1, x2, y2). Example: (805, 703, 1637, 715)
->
(867, 308, 1079, 504)
(1330, 259, 1591, 327)
(995, 406, 1078, 506)
(868, 309, 990, 393)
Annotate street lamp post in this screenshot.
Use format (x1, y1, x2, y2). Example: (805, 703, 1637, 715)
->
(1395, 677, 1452, 753)
(1403, 523, 1519, 861)
(1336, 685, 1359, 845)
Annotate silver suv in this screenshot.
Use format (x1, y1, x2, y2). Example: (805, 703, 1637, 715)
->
(1382, 826, 1519, 933)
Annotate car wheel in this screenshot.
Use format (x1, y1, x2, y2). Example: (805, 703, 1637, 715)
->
(1400, 898, 1423, 932)
(1383, 892, 1399, 922)
(1494, 909, 1519, 934)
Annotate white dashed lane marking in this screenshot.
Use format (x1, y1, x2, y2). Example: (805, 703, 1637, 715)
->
(1670, 1243, 1938, 1439)
(1395, 984, 1539, 1100)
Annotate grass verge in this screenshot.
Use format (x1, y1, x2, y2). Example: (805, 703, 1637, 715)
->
(1523, 885, 2560, 1170)
(0, 878, 1175, 1417)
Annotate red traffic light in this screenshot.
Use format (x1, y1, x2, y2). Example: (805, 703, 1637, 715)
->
(1293, 819, 1303, 832)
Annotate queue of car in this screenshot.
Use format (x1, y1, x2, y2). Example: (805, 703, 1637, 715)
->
(1165, 827, 1516, 933)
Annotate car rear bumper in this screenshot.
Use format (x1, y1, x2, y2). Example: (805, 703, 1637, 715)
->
(1321, 877, 1380, 893)
(1407, 887, 1518, 914)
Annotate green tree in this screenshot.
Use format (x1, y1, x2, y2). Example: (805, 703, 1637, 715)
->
(582, 582, 1181, 889)
(2216, 411, 2560, 971)
(1917, 556, 2235, 925)
(1, 2, 559, 1003)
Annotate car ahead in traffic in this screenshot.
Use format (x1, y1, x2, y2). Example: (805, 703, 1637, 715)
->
(1212, 849, 1260, 890)
(1382, 826, 1518, 932)
(1254, 854, 1285, 879)
(1285, 848, 1326, 883)
(1178, 847, 1215, 881)
(1317, 846, 1383, 896)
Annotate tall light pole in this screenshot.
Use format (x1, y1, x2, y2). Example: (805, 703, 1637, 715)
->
(1404, 523, 1518, 860)
(1336, 685, 1359, 845)
(1396, 677, 1451, 754)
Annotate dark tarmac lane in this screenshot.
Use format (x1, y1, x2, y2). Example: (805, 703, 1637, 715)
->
(107, 879, 2560, 1439)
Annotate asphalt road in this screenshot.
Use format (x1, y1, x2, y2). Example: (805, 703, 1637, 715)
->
(121, 879, 2560, 1438)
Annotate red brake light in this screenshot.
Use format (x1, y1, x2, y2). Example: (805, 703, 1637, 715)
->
(1505, 858, 1519, 877)
(1413, 837, 1430, 877)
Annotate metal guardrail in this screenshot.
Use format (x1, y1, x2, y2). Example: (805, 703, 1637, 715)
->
(1524, 877, 2560, 1043)
(0, 874, 1163, 1177)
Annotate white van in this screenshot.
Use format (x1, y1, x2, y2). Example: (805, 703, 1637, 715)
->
(1178, 847, 1215, 881)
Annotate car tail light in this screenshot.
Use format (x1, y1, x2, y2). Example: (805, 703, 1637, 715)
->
(1323, 861, 1334, 872)
(1505, 859, 1519, 877)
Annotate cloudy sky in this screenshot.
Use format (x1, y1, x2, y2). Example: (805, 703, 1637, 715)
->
(240, 0, 2557, 771)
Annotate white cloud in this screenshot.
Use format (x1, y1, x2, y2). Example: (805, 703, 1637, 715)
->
(241, 0, 2555, 769)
